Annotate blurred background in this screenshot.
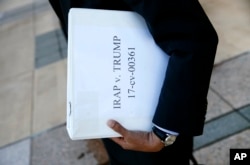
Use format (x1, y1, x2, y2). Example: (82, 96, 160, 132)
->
(0, 0, 250, 164)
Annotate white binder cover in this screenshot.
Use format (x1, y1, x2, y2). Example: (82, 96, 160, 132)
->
(67, 8, 169, 140)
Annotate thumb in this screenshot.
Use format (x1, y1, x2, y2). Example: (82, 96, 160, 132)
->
(107, 120, 127, 136)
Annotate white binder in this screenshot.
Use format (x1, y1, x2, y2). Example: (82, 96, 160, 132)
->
(67, 8, 169, 140)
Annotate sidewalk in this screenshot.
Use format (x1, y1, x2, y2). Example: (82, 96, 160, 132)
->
(0, 0, 249, 165)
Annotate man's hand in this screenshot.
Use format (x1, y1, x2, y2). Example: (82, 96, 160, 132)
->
(107, 119, 164, 152)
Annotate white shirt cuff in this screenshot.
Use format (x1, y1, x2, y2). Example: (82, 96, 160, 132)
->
(153, 124, 179, 136)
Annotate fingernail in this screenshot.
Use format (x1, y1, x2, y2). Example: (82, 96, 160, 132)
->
(107, 120, 115, 128)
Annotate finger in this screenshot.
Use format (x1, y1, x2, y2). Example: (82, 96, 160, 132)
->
(110, 137, 124, 145)
(107, 120, 127, 136)
(110, 137, 129, 150)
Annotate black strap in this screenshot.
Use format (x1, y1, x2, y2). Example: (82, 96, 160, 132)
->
(190, 153, 199, 165)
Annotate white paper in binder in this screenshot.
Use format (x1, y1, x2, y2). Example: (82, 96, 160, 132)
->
(67, 8, 169, 140)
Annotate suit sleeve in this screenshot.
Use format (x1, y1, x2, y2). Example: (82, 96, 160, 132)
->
(122, 0, 218, 136)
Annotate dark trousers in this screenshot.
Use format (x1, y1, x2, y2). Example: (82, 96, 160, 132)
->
(102, 135, 194, 165)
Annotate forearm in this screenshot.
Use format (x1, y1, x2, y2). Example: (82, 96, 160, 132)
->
(122, 0, 218, 135)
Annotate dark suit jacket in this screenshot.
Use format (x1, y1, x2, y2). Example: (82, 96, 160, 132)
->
(49, 0, 218, 136)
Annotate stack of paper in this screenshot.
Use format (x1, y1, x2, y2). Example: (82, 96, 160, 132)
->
(67, 8, 169, 140)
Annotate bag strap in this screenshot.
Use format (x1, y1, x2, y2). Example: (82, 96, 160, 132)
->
(190, 153, 199, 165)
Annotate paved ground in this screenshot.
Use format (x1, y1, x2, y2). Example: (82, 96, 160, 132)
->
(0, 0, 250, 165)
